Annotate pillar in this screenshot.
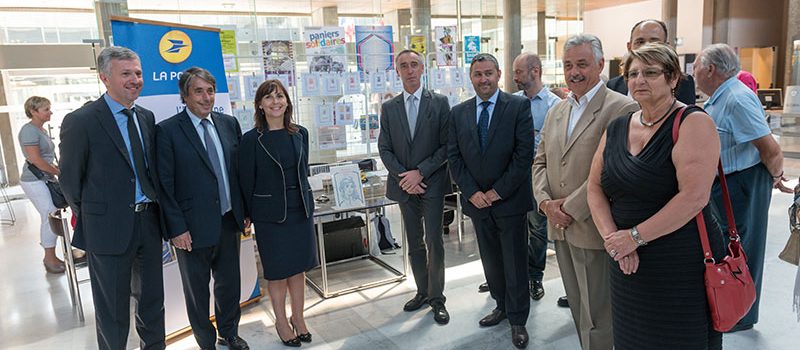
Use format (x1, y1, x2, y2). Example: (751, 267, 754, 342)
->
(312, 6, 339, 27)
(410, 0, 432, 63)
(662, 0, 678, 47)
(94, 0, 129, 47)
(784, 0, 800, 87)
(504, 0, 522, 92)
(712, 0, 730, 44)
(0, 71, 17, 185)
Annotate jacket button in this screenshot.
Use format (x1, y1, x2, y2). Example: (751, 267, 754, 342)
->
(561, 161, 567, 166)
(129, 203, 134, 208)
(131, 178, 135, 183)
(560, 182, 565, 187)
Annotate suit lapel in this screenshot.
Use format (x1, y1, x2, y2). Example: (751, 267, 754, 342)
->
(563, 87, 605, 156)
(211, 113, 233, 172)
(394, 95, 413, 144)
(464, 97, 480, 149)
(484, 91, 507, 151)
(178, 111, 215, 173)
(413, 89, 432, 142)
(94, 101, 133, 171)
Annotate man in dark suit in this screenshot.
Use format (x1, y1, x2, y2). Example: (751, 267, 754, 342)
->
(448, 53, 534, 348)
(378, 49, 451, 324)
(60, 46, 165, 350)
(606, 19, 696, 104)
(156, 67, 249, 350)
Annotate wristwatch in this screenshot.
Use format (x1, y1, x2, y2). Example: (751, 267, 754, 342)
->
(630, 226, 647, 247)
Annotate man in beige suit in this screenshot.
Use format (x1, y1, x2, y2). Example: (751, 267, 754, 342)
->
(532, 34, 638, 350)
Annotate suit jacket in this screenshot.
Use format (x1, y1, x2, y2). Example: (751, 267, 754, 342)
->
(607, 74, 696, 105)
(532, 86, 639, 250)
(378, 88, 451, 202)
(448, 90, 534, 219)
(155, 110, 245, 249)
(238, 125, 313, 223)
(59, 96, 162, 255)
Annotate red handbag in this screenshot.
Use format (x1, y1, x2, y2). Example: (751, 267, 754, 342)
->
(672, 106, 757, 332)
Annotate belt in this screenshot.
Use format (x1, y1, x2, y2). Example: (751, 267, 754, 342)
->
(134, 202, 155, 212)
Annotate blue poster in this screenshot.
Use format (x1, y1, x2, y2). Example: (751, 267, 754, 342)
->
(111, 18, 231, 122)
(464, 36, 481, 64)
(355, 25, 394, 74)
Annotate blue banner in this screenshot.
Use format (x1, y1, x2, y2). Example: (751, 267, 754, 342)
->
(111, 19, 231, 121)
(464, 36, 481, 64)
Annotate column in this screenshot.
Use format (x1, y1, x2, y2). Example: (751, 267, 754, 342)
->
(784, 0, 800, 87)
(94, 0, 129, 47)
(537, 11, 547, 57)
(504, 0, 522, 92)
(312, 6, 339, 27)
(411, 0, 432, 63)
(712, 0, 730, 44)
(0, 71, 18, 185)
(662, 0, 678, 47)
(384, 9, 412, 44)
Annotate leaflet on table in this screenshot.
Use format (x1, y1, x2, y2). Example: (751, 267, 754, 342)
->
(315, 103, 335, 127)
(317, 125, 347, 150)
(330, 163, 366, 210)
(262, 40, 295, 86)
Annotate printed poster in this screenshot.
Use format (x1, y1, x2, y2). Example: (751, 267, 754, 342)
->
(315, 104, 335, 126)
(318, 126, 347, 150)
(304, 26, 347, 73)
(220, 28, 238, 72)
(464, 35, 480, 64)
(321, 73, 342, 96)
(343, 72, 362, 95)
(335, 102, 354, 125)
(262, 40, 295, 87)
(435, 26, 457, 67)
(243, 74, 264, 102)
(301, 73, 320, 97)
(407, 35, 426, 55)
(355, 25, 394, 74)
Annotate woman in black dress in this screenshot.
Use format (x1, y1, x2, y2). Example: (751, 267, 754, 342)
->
(586, 43, 726, 349)
(239, 80, 317, 347)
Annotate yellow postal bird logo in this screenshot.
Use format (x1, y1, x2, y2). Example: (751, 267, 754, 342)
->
(158, 30, 192, 63)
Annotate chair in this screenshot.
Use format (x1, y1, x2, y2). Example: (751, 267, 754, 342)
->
(48, 209, 85, 322)
(0, 165, 16, 225)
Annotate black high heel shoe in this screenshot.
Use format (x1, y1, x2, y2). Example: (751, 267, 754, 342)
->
(290, 317, 312, 343)
(277, 324, 301, 347)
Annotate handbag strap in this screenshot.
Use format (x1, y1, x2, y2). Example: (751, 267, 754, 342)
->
(670, 106, 739, 264)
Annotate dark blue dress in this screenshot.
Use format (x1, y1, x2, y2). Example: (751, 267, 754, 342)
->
(600, 107, 725, 350)
(254, 129, 318, 280)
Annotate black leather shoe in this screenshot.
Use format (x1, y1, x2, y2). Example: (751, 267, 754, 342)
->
(478, 309, 506, 327)
(529, 280, 545, 301)
(403, 293, 428, 311)
(557, 295, 569, 308)
(430, 301, 450, 325)
(511, 325, 529, 348)
(218, 335, 250, 350)
(478, 282, 490, 293)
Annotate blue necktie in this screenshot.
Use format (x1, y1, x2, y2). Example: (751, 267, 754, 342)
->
(478, 101, 491, 152)
(200, 119, 230, 215)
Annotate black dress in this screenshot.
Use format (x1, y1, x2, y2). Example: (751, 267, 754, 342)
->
(254, 129, 318, 280)
(600, 107, 726, 350)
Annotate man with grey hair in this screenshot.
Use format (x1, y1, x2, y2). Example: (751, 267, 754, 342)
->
(693, 43, 791, 332)
(448, 52, 533, 348)
(533, 34, 638, 349)
(60, 46, 166, 349)
(156, 67, 249, 349)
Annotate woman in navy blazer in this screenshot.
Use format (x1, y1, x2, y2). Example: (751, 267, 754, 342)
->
(238, 80, 316, 347)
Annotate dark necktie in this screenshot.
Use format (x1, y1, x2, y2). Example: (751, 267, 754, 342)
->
(478, 101, 491, 152)
(200, 119, 230, 215)
(121, 108, 156, 201)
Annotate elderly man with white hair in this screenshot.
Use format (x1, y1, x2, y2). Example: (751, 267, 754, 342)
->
(693, 43, 792, 333)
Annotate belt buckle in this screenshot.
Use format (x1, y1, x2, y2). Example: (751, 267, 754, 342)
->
(134, 203, 148, 212)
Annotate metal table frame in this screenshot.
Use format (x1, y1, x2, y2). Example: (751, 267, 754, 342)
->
(307, 197, 409, 298)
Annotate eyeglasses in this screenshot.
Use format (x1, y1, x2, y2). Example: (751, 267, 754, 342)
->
(626, 68, 666, 80)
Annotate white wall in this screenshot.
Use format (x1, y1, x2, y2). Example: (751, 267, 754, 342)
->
(583, 0, 704, 59)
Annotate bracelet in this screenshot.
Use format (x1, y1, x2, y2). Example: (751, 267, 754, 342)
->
(771, 170, 784, 179)
(630, 226, 647, 247)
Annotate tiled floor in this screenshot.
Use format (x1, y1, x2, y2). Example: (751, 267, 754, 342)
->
(0, 182, 798, 350)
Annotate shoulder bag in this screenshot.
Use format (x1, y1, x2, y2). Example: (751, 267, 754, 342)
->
(671, 106, 756, 332)
(26, 161, 68, 209)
